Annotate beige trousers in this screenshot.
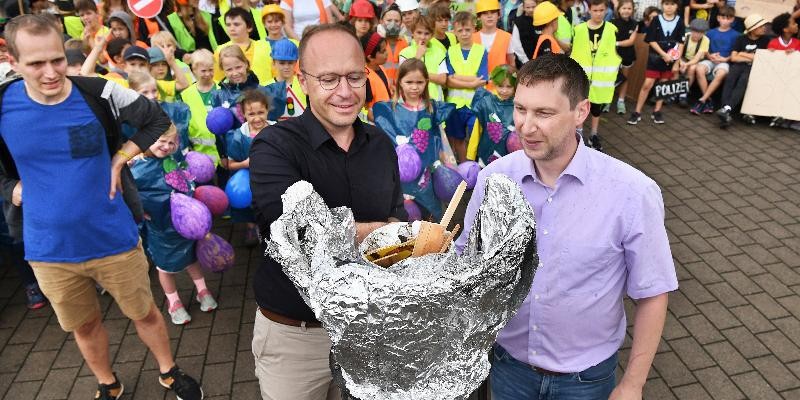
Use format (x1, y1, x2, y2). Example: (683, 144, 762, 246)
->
(252, 310, 341, 400)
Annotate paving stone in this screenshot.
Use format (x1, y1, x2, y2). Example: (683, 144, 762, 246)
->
(16, 350, 59, 382)
(697, 302, 742, 330)
(669, 337, 715, 370)
(667, 291, 698, 318)
(704, 341, 752, 375)
(762, 263, 800, 286)
(757, 331, 800, 363)
(680, 314, 724, 344)
(211, 309, 241, 335)
(695, 367, 746, 400)
(732, 371, 783, 400)
(177, 327, 211, 358)
(723, 271, 763, 296)
(706, 235, 743, 257)
(0, 343, 34, 374)
(67, 375, 98, 400)
(685, 261, 722, 284)
(8, 316, 48, 345)
(746, 293, 791, 320)
(740, 244, 780, 265)
(753, 275, 794, 298)
(233, 351, 256, 383)
(201, 362, 233, 397)
(662, 313, 690, 340)
(707, 282, 749, 307)
(231, 381, 261, 400)
(32, 324, 69, 352)
(673, 383, 713, 400)
(3, 381, 42, 400)
(730, 305, 776, 334)
(641, 378, 676, 400)
(727, 253, 767, 276)
(749, 356, 800, 392)
(36, 367, 80, 400)
(206, 333, 238, 364)
(0, 372, 15, 399)
(680, 279, 716, 305)
(722, 326, 771, 359)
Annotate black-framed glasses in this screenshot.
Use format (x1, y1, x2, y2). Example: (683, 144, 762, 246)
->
(300, 68, 370, 91)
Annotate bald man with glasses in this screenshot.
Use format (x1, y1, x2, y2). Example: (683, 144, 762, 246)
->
(248, 23, 407, 400)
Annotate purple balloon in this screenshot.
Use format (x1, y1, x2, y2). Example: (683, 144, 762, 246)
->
(170, 193, 212, 240)
(404, 199, 422, 222)
(432, 163, 465, 202)
(206, 107, 234, 135)
(456, 161, 480, 190)
(396, 143, 423, 183)
(506, 131, 522, 153)
(185, 152, 215, 183)
(194, 185, 229, 217)
(197, 233, 235, 273)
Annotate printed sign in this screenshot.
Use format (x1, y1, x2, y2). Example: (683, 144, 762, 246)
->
(127, 0, 163, 19)
(653, 78, 690, 99)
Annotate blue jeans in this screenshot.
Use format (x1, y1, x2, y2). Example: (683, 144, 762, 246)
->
(490, 345, 617, 400)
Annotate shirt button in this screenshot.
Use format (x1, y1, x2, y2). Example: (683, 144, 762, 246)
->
(538, 262, 543, 268)
(547, 197, 552, 203)
(533, 325, 538, 331)
(532, 350, 537, 355)
(543, 229, 549, 235)
(534, 294, 540, 300)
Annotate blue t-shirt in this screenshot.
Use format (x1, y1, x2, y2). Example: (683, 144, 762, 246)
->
(706, 28, 740, 57)
(0, 81, 139, 262)
(446, 48, 489, 81)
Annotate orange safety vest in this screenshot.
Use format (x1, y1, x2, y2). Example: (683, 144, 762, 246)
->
(472, 29, 511, 74)
(533, 34, 563, 59)
(366, 65, 390, 109)
(283, 0, 329, 23)
(383, 37, 408, 89)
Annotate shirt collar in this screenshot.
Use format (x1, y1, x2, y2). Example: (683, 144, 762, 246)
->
(514, 133, 589, 186)
(302, 109, 370, 151)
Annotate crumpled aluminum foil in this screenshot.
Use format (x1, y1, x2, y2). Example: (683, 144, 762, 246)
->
(267, 174, 538, 400)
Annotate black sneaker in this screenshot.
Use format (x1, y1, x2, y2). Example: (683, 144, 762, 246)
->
(651, 111, 665, 124)
(95, 374, 123, 400)
(589, 134, 604, 151)
(159, 366, 203, 400)
(678, 95, 689, 108)
(742, 114, 757, 125)
(716, 107, 732, 128)
(770, 116, 785, 128)
(627, 112, 641, 125)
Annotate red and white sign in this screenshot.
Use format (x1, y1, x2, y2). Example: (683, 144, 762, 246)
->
(127, 0, 163, 19)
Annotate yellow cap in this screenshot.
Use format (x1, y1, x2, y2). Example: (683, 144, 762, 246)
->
(475, 0, 500, 14)
(533, 2, 562, 26)
(261, 4, 284, 19)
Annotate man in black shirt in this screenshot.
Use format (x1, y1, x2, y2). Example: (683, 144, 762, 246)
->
(249, 23, 406, 400)
(716, 13, 771, 128)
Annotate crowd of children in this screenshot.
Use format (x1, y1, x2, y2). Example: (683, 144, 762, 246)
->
(2, 0, 799, 308)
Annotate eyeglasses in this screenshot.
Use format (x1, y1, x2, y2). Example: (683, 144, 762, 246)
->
(300, 68, 369, 91)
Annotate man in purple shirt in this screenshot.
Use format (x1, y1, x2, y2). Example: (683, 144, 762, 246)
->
(455, 54, 677, 399)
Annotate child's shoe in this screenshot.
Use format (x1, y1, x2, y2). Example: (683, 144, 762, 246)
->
(626, 112, 641, 125)
(616, 99, 626, 115)
(25, 283, 48, 310)
(651, 111, 665, 124)
(196, 289, 218, 312)
(690, 102, 704, 115)
(716, 106, 732, 128)
(589, 134, 604, 152)
(741, 114, 757, 125)
(168, 301, 191, 325)
(702, 100, 715, 114)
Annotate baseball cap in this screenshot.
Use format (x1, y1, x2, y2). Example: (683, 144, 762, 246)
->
(148, 47, 166, 63)
(689, 18, 709, 32)
(123, 46, 149, 62)
(65, 49, 86, 66)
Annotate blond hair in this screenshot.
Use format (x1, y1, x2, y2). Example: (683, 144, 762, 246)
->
(218, 45, 250, 70)
(150, 31, 179, 48)
(127, 71, 157, 92)
(191, 48, 214, 68)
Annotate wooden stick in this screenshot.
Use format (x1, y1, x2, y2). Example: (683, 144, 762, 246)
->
(439, 181, 467, 230)
(439, 224, 461, 253)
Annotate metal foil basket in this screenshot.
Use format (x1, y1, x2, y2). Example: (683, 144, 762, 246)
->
(267, 174, 539, 400)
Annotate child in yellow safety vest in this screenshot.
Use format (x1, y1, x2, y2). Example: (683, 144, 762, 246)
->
(429, 2, 457, 51)
(213, 7, 273, 84)
(181, 49, 221, 165)
(147, 46, 190, 103)
(151, 31, 195, 85)
(264, 39, 306, 122)
(445, 11, 489, 162)
(399, 15, 448, 102)
(570, 0, 621, 152)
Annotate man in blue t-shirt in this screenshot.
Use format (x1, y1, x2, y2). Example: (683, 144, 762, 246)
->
(0, 15, 203, 400)
(691, 5, 740, 114)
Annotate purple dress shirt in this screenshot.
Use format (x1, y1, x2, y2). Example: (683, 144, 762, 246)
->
(455, 139, 678, 373)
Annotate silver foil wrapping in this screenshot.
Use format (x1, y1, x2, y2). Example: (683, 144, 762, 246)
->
(267, 174, 538, 400)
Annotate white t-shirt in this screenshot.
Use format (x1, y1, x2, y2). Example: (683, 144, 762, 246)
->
(479, 30, 514, 54)
(281, 0, 332, 39)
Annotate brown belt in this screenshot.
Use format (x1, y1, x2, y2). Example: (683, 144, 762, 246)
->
(259, 307, 322, 328)
(532, 366, 567, 376)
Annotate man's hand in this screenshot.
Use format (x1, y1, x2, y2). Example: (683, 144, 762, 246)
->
(355, 221, 389, 243)
(11, 181, 22, 206)
(109, 153, 127, 200)
(609, 380, 643, 400)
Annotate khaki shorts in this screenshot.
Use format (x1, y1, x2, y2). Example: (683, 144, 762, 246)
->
(30, 240, 155, 332)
